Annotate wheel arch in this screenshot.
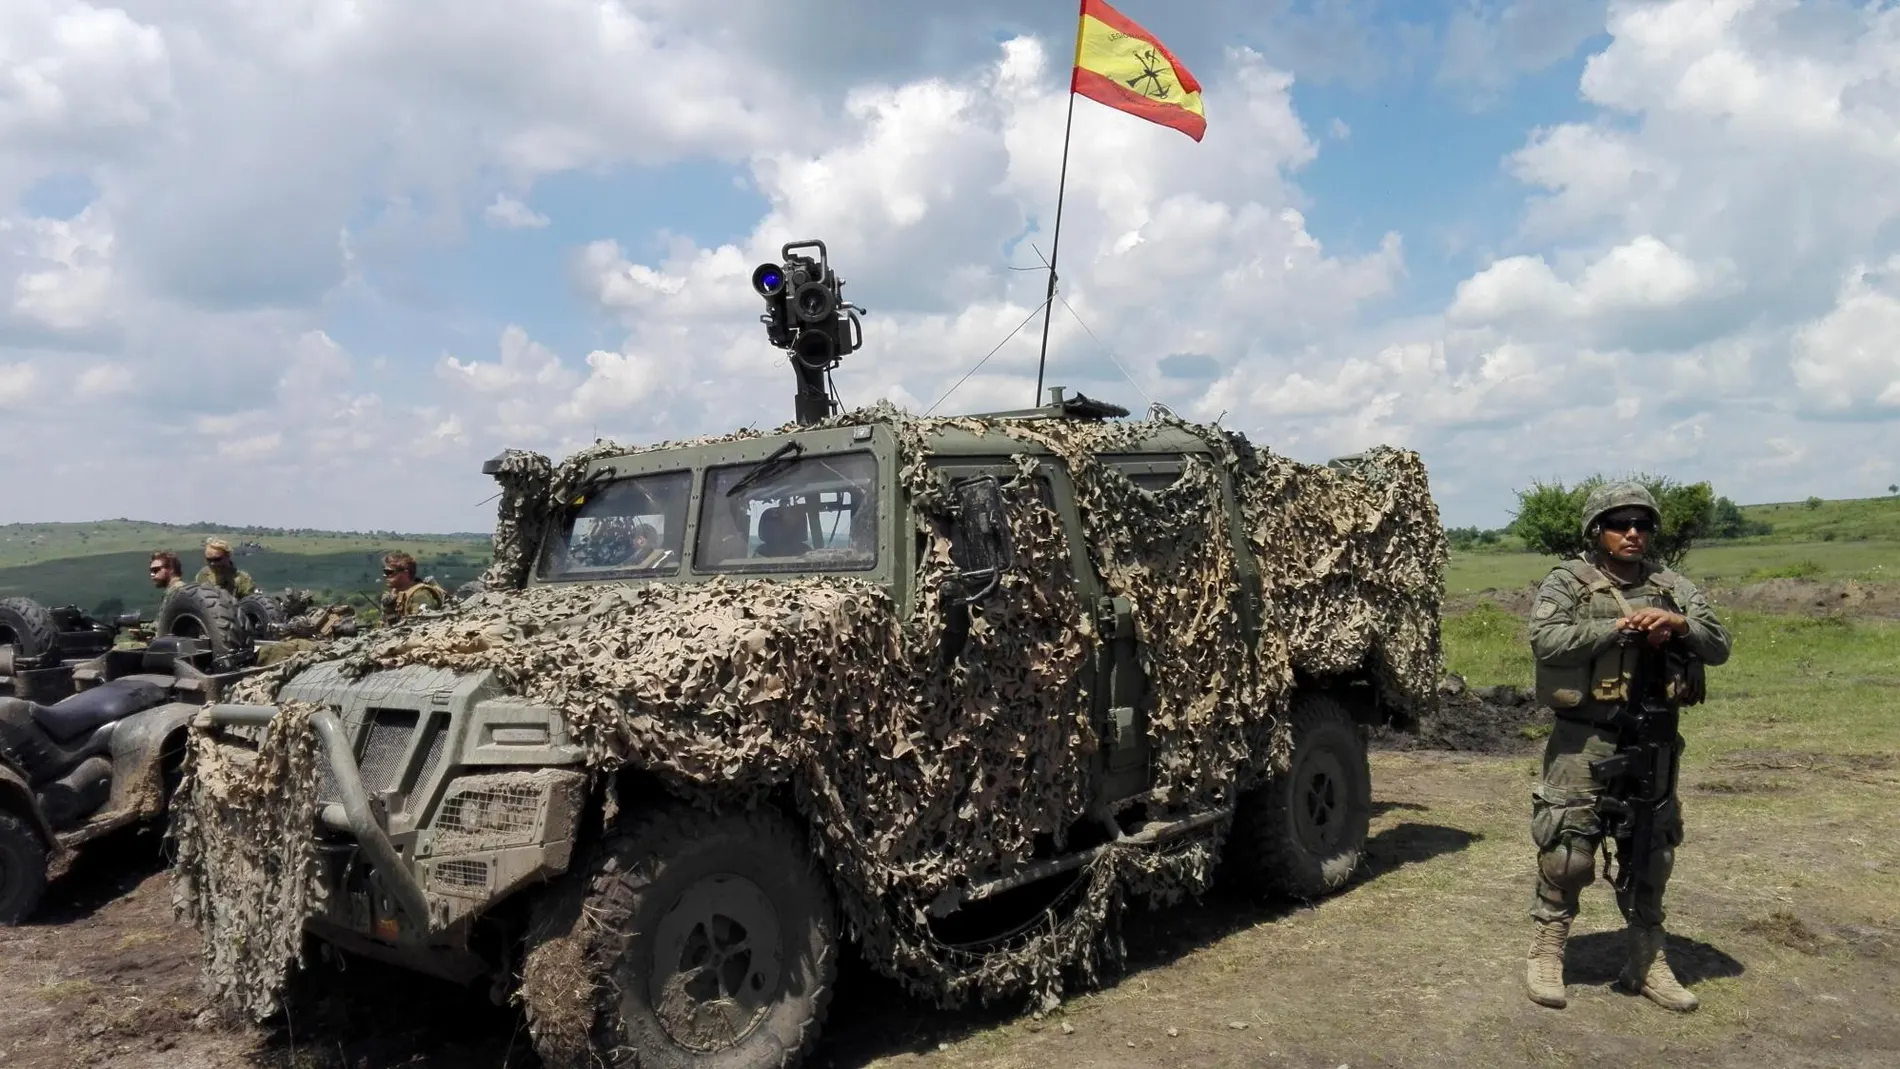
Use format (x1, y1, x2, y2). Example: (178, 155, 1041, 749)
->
(0, 758, 56, 850)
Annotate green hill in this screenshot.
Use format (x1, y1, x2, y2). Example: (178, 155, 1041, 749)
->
(0, 522, 491, 618)
(1730, 495, 1900, 544)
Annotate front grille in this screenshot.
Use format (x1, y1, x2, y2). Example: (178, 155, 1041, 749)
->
(316, 706, 422, 806)
(358, 709, 419, 793)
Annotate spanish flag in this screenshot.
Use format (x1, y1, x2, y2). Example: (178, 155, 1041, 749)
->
(1071, 0, 1205, 142)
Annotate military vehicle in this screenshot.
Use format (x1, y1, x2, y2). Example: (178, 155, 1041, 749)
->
(178, 240, 1447, 1068)
(1, 583, 253, 923)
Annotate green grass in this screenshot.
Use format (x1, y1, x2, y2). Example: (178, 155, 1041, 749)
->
(1734, 494, 1900, 544)
(1443, 606, 1900, 759)
(1446, 539, 1900, 595)
(0, 519, 487, 569)
(0, 546, 490, 618)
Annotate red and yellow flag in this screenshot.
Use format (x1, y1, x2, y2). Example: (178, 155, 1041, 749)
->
(1070, 0, 1205, 142)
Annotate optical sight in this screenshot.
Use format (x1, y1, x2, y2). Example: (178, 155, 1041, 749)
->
(750, 238, 865, 425)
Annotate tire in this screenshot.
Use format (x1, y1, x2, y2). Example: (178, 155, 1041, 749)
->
(0, 810, 49, 926)
(530, 803, 837, 1069)
(0, 597, 58, 662)
(1228, 692, 1372, 900)
(236, 594, 288, 642)
(155, 583, 247, 666)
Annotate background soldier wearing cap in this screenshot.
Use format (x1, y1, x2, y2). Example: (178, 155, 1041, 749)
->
(195, 538, 256, 598)
(380, 552, 446, 622)
(1523, 481, 1731, 1012)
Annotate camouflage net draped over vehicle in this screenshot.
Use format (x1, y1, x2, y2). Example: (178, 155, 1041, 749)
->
(179, 403, 1444, 1022)
(170, 700, 326, 1022)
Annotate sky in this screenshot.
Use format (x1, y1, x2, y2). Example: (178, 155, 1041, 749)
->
(3, 0, 1899, 534)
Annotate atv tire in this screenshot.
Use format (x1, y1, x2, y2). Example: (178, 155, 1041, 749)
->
(0, 598, 58, 662)
(0, 810, 49, 925)
(1228, 692, 1372, 901)
(528, 803, 837, 1069)
(155, 583, 247, 667)
(236, 594, 288, 642)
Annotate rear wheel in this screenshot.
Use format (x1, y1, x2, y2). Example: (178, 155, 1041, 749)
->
(0, 810, 49, 925)
(526, 803, 836, 1069)
(1227, 692, 1372, 900)
(236, 594, 288, 642)
(0, 598, 58, 662)
(155, 583, 247, 667)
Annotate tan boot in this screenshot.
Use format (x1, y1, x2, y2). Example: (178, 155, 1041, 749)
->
(1524, 918, 1570, 1008)
(1619, 924, 1699, 1012)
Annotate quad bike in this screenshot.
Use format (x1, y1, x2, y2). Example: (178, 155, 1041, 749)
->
(0, 583, 256, 924)
(0, 596, 128, 705)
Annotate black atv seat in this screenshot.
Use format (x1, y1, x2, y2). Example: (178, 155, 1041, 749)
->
(30, 677, 169, 743)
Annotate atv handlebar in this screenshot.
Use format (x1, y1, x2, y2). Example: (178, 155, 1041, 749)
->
(197, 703, 433, 932)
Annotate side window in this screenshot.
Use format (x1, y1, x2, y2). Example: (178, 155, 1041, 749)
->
(696, 452, 880, 572)
(1109, 456, 1189, 494)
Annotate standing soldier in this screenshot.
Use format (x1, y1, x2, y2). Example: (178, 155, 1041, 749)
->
(1523, 482, 1731, 1012)
(196, 538, 256, 598)
(380, 552, 447, 623)
(149, 550, 185, 593)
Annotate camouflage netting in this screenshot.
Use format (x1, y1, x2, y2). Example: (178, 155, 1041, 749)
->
(170, 700, 326, 1022)
(175, 403, 1445, 1023)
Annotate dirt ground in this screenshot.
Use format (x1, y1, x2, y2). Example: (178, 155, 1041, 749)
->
(4, 740, 1895, 1069)
(1448, 576, 1900, 619)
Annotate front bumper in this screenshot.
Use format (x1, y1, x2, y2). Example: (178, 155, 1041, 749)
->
(200, 702, 434, 932)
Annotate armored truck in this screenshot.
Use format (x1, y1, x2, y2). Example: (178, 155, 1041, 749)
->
(176, 242, 1447, 1069)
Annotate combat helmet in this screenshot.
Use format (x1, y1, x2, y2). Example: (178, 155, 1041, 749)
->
(1580, 480, 1660, 538)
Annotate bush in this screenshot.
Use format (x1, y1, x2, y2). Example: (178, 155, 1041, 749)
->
(1509, 473, 1714, 568)
(1804, 496, 1824, 510)
(1706, 496, 1773, 540)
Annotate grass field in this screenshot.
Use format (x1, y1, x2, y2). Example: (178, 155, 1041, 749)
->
(0, 543, 491, 617)
(1445, 539, 1900, 595)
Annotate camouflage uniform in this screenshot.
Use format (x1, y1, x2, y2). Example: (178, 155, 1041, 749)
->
(381, 580, 447, 622)
(195, 565, 257, 599)
(1523, 482, 1731, 1012)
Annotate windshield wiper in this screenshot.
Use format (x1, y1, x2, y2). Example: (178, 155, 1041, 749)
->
(726, 440, 805, 498)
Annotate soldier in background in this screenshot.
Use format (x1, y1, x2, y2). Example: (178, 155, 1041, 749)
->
(380, 552, 446, 622)
(196, 538, 256, 598)
(1523, 482, 1731, 1012)
(149, 550, 185, 593)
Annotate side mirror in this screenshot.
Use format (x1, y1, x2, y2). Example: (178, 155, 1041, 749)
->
(945, 476, 1014, 606)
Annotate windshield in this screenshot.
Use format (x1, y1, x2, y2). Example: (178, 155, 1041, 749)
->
(696, 451, 879, 572)
(538, 470, 692, 580)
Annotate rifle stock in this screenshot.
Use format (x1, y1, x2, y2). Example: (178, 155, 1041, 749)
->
(1589, 627, 1685, 896)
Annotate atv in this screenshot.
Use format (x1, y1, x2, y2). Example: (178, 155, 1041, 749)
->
(0, 583, 256, 923)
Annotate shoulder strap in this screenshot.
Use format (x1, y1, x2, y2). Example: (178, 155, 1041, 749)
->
(1560, 558, 1634, 617)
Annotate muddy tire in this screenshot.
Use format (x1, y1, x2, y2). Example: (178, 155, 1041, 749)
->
(236, 594, 288, 641)
(0, 810, 49, 925)
(155, 583, 246, 666)
(1228, 692, 1372, 900)
(528, 803, 836, 1069)
(0, 597, 58, 662)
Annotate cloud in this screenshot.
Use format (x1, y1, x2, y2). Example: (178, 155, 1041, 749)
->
(4, 0, 1900, 532)
(482, 194, 548, 230)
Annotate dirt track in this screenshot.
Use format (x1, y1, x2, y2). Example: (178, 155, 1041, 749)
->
(5, 745, 1895, 1069)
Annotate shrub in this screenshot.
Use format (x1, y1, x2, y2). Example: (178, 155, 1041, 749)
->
(1509, 473, 1714, 568)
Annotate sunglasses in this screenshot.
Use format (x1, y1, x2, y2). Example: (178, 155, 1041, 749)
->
(1603, 517, 1657, 534)
(382, 568, 398, 576)
(148, 566, 166, 574)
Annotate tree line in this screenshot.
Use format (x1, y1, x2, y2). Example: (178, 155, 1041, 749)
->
(1448, 474, 1774, 565)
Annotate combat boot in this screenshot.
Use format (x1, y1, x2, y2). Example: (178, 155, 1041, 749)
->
(1524, 918, 1570, 1008)
(1619, 924, 1699, 1012)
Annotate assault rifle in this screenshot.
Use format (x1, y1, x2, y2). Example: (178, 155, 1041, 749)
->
(1589, 627, 1686, 896)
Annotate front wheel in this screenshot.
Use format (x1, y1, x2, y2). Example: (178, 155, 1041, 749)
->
(0, 810, 50, 925)
(526, 803, 837, 1069)
(1227, 692, 1372, 900)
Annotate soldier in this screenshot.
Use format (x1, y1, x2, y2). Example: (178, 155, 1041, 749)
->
(380, 552, 447, 622)
(196, 538, 256, 598)
(1523, 482, 1731, 1012)
(149, 550, 185, 593)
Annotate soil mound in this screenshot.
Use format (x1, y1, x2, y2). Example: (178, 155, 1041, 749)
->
(1372, 674, 1550, 755)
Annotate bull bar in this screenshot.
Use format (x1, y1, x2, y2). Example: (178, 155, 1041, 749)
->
(197, 702, 433, 931)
